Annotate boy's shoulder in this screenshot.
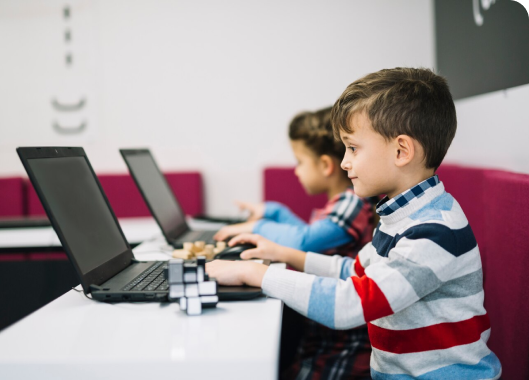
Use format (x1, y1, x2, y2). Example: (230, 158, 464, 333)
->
(407, 190, 467, 226)
(375, 190, 477, 258)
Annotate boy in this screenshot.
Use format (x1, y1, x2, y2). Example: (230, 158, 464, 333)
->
(215, 108, 375, 379)
(207, 67, 502, 379)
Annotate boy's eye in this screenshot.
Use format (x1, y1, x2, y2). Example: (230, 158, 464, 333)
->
(348, 146, 357, 153)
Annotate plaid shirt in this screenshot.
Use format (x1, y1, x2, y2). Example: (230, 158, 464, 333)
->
(310, 188, 375, 258)
(284, 188, 374, 380)
(376, 175, 439, 216)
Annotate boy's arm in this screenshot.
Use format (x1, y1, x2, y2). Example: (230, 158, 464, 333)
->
(253, 218, 353, 252)
(262, 240, 446, 329)
(260, 202, 307, 226)
(303, 243, 371, 279)
(214, 222, 478, 330)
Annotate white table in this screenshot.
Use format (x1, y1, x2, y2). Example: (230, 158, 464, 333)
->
(0, 217, 227, 251)
(0, 234, 284, 380)
(0, 217, 162, 251)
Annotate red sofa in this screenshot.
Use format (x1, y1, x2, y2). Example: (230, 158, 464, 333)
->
(264, 164, 529, 380)
(0, 177, 25, 217)
(25, 172, 203, 218)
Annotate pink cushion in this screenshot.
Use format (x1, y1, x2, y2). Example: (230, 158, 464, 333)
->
(481, 170, 529, 380)
(26, 172, 204, 218)
(0, 177, 25, 217)
(263, 167, 327, 222)
(436, 164, 488, 248)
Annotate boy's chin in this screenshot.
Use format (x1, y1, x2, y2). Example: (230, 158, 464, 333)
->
(352, 185, 377, 199)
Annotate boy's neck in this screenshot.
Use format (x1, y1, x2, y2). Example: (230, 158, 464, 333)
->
(386, 168, 436, 199)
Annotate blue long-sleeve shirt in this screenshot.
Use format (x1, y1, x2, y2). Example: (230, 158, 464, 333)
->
(253, 189, 373, 255)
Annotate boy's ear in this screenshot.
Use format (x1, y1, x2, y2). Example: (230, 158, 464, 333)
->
(394, 135, 415, 167)
(319, 154, 335, 177)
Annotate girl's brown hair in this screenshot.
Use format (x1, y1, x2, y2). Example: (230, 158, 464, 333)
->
(289, 107, 345, 161)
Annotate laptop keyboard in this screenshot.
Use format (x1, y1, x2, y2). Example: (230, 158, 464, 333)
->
(175, 230, 216, 245)
(122, 262, 169, 292)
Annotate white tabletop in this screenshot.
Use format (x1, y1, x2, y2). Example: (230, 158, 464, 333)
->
(0, 216, 225, 250)
(0, 217, 162, 249)
(0, 232, 284, 380)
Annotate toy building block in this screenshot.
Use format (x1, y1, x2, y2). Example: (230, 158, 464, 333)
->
(198, 280, 217, 295)
(200, 295, 219, 308)
(183, 263, 198, 283)
(194, 241, 205, 251)
(196, 256, 206, 282)
(173, 241, 232, 260)
(172, 249, 192, 259)
(165, 255, 219, 315)
(169, 284, 185, 300)
(167, 258, 184, 283)
(181, 297, 202, 316)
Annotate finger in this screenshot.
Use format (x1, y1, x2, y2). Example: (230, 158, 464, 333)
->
(235, 201, 251, 211)
(240, 248, 260, 260)
(228, 233, 258, 247)
(213, 229, 229, 241)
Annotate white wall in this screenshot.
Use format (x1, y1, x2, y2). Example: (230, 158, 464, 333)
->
(445, 84, 529, 175)
(0, 0, 436, 215)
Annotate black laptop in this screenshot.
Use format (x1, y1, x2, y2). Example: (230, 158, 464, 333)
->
(17, 147, 262, 301)
(120, 149, 218, 248)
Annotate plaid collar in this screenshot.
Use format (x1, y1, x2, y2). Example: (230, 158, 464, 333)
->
(376, 175, 440, 216)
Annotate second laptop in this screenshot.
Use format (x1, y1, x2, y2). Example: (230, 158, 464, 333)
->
(120, 149, 217, 248)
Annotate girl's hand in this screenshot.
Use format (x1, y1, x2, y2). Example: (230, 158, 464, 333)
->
(213, 221, 256, 242)
(236, 201, 265, 222)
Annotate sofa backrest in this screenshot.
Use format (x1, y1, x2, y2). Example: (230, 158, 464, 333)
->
(0, 177, 25, 217)
(263, 167, 326, 222)
(26, 172, 204, 218)
(420, 164, 529, 380)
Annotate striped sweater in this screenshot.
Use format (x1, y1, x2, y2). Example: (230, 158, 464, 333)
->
(262, 176, 502, 379)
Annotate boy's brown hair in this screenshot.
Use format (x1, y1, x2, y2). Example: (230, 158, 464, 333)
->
(331, 67, 457, 170)
(289, 107, 346, 161)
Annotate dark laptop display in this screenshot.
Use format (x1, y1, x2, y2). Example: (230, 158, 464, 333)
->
(17, 147, 262, 302)
(120, 149, 216, 248)
(17, 147, 167, 301)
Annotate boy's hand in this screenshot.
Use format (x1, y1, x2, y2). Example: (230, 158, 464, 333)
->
(213, 221, 256, 241)
(236, 201, 265, 222)
(230, 233, 307, 271)
(228, 233, 283, 261)
(206, 260, 268, 288)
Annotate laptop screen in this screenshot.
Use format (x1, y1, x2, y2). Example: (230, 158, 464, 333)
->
(27, 156, 129, 275)
(122, 151, 187, 239)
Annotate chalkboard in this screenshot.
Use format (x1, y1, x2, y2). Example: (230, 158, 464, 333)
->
(435, 0, 529, 100)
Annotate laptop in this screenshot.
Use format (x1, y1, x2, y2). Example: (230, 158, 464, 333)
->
(120, 148, 218, 249)
(17, 147, 262, 301)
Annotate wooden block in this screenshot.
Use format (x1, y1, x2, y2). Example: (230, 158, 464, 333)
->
(216, 241, 226, 250)
(183, 242, 194, 252)
(172, 249, 192, 259)
(194, 241, 205, 251)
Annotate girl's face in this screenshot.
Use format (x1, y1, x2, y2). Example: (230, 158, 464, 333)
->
(290, 140, 327, 195)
